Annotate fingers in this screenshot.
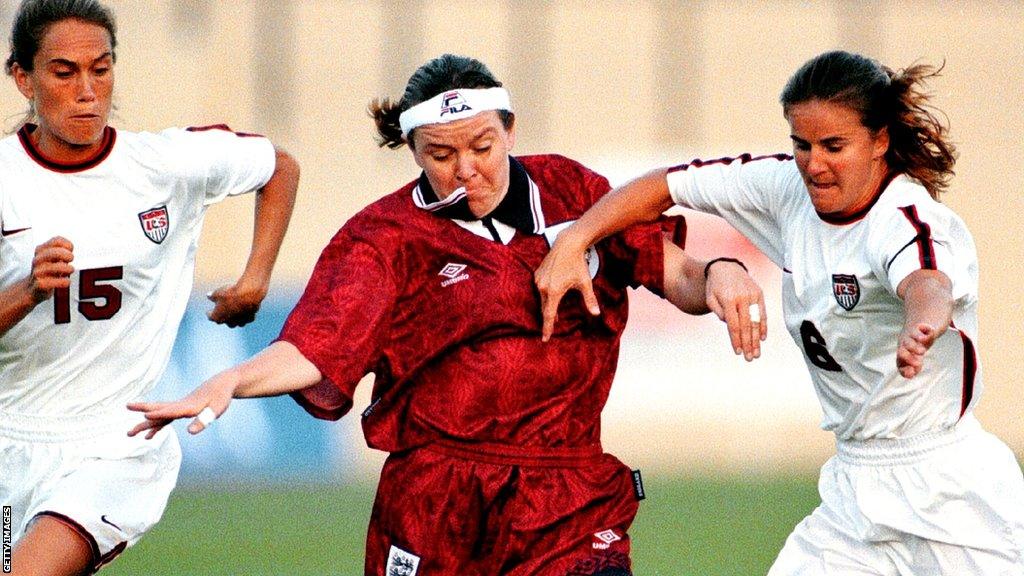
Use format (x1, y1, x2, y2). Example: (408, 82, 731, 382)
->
(539, 286, 563, 343)
(127, 400, 218, 437)
(717, 298, 764, 362)
(206, 286, 260, 327)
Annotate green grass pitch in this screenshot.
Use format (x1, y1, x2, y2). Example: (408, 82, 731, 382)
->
(103, 475, 819, 575)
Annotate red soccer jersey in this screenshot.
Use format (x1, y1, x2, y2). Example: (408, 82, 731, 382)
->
(280, 154, 680, 453)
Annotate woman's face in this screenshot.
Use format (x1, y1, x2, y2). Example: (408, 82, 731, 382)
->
(786, 99, 890, 218)
(12, 18, 114, 160)
(411, 111, 515, 219)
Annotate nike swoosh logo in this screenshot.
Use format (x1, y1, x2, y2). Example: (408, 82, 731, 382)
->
(101, 515, 122, 531)
(1, 227, 30, 237)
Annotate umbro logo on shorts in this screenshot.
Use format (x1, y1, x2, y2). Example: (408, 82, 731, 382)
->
(385, 545, 420, 576)
(592, 528, 621, 549)
(438, 262, 470, 287)
(100, 515, 122, 531)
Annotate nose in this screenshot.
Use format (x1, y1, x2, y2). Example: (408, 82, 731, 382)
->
(454, 154, 477, 183)
(76, 72, 97, 102)
(805, 146, 827, 176)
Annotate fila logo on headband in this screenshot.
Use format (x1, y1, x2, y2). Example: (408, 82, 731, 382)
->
(440, 91, 471, 116)
(399, 87, 513, 137)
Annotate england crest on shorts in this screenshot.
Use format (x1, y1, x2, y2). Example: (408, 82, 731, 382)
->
(832, 273, 860, 311)
(138, 206, 169, 244)
(385, 545, 420, 576)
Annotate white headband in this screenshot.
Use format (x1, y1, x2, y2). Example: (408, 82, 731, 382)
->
(399, 87, 512, 138)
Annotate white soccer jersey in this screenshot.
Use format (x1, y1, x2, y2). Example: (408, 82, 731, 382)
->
(0, 124, 275, 416)
(666, 155, 980, 441)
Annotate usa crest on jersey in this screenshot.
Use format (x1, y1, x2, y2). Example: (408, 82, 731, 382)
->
(138, 206, 169, 244)
(832, 273, 860, 311)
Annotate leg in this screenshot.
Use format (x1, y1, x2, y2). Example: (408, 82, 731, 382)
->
(10, 515, 94, 576)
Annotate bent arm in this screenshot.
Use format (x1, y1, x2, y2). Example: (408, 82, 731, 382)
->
(128, 341, 322, 437)
(0, 236, 75, 337)
(208, 147, 301, 326)
(536, 169, 673, 339)
(895, 269, 953, 378)
(662, 240, 767, 360)
(0, 278, 40, 336)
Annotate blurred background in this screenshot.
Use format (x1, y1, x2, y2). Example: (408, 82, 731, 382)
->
(2, 1, 1022, 574)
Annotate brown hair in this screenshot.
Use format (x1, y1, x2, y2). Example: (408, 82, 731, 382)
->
(369, 53, 513, 150)
(6, 0, 117, 74)
(780, 50, 956, 199)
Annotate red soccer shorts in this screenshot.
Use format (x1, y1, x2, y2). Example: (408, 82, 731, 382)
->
(364, 442, 640, 576)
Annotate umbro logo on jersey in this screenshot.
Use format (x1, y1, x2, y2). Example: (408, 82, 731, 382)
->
(138, 206, 169, 244)
(438, 262, 469, 287)
(592, 529, 622, 549)
(832, 274, 860, 311)
(385, 545, 420, 576)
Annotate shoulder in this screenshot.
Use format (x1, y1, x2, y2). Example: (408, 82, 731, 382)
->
(336, 181, 421, 242)
(517, 153, 609, 220)
(518, 153, 603, 183)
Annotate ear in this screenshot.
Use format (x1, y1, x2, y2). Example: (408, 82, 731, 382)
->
(505, 113, 516, 151)
(872, 126, 890, 160)
(11, 63, 35, 101)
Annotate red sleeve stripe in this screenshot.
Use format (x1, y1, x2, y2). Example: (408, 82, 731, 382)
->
(186, 124, 265, 138)
(667, 152, 791, 174)
(953, 324, 977, 419)
(897, 205, 936, 270)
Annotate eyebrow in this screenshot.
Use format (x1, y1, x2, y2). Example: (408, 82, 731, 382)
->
(790, 135, 847, 146)
(47, 52, 113, 67)
(423, 127, 498, 150)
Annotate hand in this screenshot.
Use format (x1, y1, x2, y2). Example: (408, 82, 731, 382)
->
(705, 261, 766, 361)
(206, 278, 267, 327)
(535, 237, 600, 342)
(29, 236, 75, 303)
(127, 370, 238, 438)
(896, 322, 938, 378)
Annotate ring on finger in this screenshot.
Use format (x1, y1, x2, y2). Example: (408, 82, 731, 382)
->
(748, 303, 761, 323)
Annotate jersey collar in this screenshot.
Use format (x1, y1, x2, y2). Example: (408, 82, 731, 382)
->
(18, 123, 116, 173)
(412, 156, 547, 236)
(816, 171, 899, 225)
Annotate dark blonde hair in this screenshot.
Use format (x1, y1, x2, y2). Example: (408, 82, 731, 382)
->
(369, 53, 513, 150)
(781, 50, 956, 199)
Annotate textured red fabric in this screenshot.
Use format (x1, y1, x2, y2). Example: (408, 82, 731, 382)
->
(280, 154, 670, 453)
(364, 448, 637, 576)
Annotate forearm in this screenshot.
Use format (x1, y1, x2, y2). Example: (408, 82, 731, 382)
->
(558, 168, 674, 251)
(661, 239, 711, 314)
(0, 278, 39, 336)
(898, 270, 953, 333)
(229, 341, 323, 399)
(239, 148, 300, 288)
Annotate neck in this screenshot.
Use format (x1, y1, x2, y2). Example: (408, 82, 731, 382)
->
(30, 126, 106, 165)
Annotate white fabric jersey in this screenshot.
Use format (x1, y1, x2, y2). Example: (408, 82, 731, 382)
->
(0, 124, 275, 415)
(666, 155, 980, 441)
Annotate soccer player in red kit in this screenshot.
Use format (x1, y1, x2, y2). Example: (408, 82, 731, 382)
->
(129, 54, 766, 576)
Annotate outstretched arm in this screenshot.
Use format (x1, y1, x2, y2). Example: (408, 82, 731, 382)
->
(895, 269, 952, 378)
(535, 168, 673, 340)
(0, 236, 75, 337)
(128, 340, 321, 438)
(208, 147, 300, 327)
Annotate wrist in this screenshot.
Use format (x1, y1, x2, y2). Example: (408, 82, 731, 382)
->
(703, 257, 747, 279)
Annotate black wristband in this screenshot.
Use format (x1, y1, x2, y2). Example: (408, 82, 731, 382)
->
(703, 257, 748, 279)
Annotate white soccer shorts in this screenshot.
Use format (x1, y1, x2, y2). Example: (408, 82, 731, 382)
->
(768, 415, 1024, 575)
(0, 408, 181, 568)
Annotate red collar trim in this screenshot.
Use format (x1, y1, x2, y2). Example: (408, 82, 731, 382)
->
(816, 171, 898, 225)
(17, 124, 116, 173)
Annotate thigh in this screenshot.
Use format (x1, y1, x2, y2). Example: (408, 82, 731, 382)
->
(769, 462, 897, 576)
(364, 449, 514, 576)
(23, 430, 181, 569)
(11, 515, 93, 576)
(502, 455, 639, 576)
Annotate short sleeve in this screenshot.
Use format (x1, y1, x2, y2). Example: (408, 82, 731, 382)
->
(665, 153, 794, 266)
(871, 202, 968, 300)
(278, 227, 398, 420)
(162, 126, 276, 206)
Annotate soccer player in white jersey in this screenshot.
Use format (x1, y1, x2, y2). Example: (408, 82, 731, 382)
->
(0, 1, 299, 574)
(536, 50, 1024, 574)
